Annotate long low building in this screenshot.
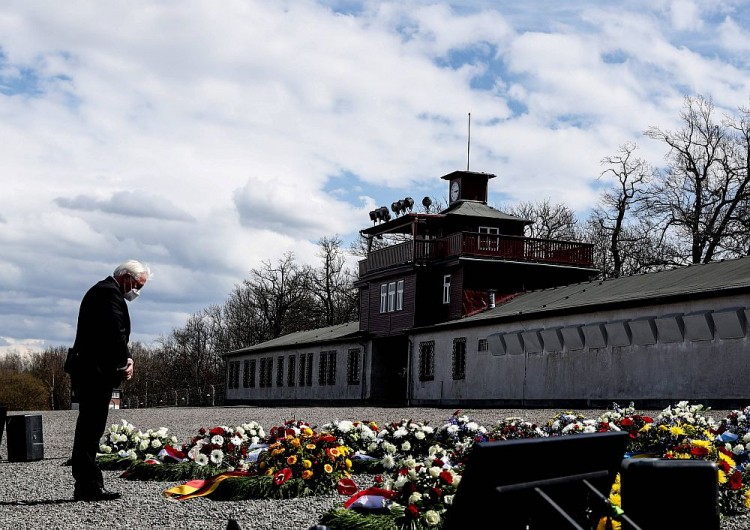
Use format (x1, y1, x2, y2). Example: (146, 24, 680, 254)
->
(224, 170, 750, 408)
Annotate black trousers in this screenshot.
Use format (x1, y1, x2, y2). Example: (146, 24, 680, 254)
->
(71, 382, 113, 492)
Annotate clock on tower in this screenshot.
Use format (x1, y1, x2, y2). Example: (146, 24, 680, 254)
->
(442, 170, 496, 205)
(450, 181, 460, 202)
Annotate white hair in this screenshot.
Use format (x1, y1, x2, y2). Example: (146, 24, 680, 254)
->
(113, 260, 151, 281)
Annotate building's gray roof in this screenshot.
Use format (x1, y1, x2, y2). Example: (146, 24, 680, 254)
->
(428, 257, 750, 330)
(225, 321, 362, 356)
(440, 201, 530, 223)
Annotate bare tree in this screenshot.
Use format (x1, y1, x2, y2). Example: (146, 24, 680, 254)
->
(643, 95, 750, 264)
(310, 236, 358, 326)
(508, 199, 579, 240)
(28, 346, 69, 410)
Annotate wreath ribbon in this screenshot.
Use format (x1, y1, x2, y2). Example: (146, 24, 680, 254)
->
(163, 471, 257, 501)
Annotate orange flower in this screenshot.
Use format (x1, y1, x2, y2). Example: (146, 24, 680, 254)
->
(259, 462, 266, 470)
(329, 448, 340, 458)
(265, 469, 273, 476)
(291, 438, 301, 447)
(324, 464, 333, 474)
(287, 455, 297, 465)
(306, 444, 316, 450)
(302, 470, 313, 480)
(269, 442, 281, 449)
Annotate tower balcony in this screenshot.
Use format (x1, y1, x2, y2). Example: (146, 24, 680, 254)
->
(358, 232, 595, 277)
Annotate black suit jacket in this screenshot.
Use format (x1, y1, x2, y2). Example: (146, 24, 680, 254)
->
(72, 276, 130, 388)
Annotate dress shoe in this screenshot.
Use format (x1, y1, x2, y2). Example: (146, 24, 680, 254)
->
(73, 487, 121, 502)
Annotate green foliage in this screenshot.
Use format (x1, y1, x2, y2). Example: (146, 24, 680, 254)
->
(96, 454, 134, 470)
(320, 509, 400, 530)
(123, 461, 231, 482)
(0, 370, 50, 411)
(210, 476, 321, 501)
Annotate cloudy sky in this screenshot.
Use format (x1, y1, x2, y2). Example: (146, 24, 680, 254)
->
(1, 0, 750, 355)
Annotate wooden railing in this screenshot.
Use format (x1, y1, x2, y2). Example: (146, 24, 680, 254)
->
(359, 232, 594, 275)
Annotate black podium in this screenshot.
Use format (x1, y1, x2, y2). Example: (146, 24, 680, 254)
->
(6, 414, 44, 462)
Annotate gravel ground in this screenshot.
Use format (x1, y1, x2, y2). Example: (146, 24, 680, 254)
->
(0, 406, 749, 530)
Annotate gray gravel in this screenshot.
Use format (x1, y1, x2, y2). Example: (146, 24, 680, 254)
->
(0, 406, 749, 530)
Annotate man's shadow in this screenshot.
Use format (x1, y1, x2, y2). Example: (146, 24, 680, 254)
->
(0, 499, 77, 506)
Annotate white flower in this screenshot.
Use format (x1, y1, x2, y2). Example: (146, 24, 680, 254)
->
(118, 434, 128, 443)
(231, 436, 242, 446)
(584, 425, 596, 433)
(551, 420, 560, 430)
(408, 468, 417, 480)
(151, 439, 162, 449)
(235, 426, 246, 435)
(425, 510, 441, 526)
(447, 425, 459, 434)
(444, 495, 454, 505)
(211, 435, 224, 446)
(452, 474, 461, 487)
(140, 440, 150, 451)
(99, 445, 111, 453)
(368, 442, 379, 452)
(338, 421, 353, 433)
(733, 444, 745, 455)
(405, 458, 417, 468)
(383, 442, 397, 454)
(383, 455, 396, 469)
(210, 449, 224, 465)
(401, 441, 411, 452)
(393, 429, 408, 438)
(422, 426, 434, 434)
(408, 492, 422, 505)
(458, 415, 468, 423)
(157, 427, 168, 437)
(188, 446, 201, 460)
(429, 466, 441, 478)
(466, 422, 479, 431)
(394, 475, 409, 489)
(250, 436, 260, 445)
(171, 436, 178, 445)
(195, 453, 209, 466)
(743, 433, 750, 444)
(415, 431, 425, 440)
(110, 433, 119, 444)
(361, 426, 375, 440)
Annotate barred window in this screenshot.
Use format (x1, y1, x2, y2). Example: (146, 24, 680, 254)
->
(306, 353, 313, 386)
(248, 359, 256, 388)
(299, 353, 307, 387)
(232, 361, 240, 389)
(227, 362, 235, 389)
(259, 357, 273, 387)
(452, 338, 466, 380)
(319, 352, 328, 386)
(287, 355, 296, 387)
(388, 282, 396, 312)
(277, 356, 284, 386)
(419, 341, 435, 381)
(443, 275, 451, 304)
(478, 338, 489, 352)
(243, 360, 250, 388)
(327, 351, 336, 385)
(347, 349, 361, 385)
(380, 284, 388, 313)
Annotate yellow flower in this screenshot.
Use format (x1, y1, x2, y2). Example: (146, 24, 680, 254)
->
(287, 456, 297, 465)
(719, 470, 727, 484)
(303, 460, 312, 469)
(658, 425, 668, 432)
(639, 424, 652, 432)
(324, 464, 333, 474)
(259, 462, 266, 470)
(302, 428, 314, 437)
(744, 490, 750, 509)
(691, 439, 710, 448)
(306, 444, 316, 450)
(669, 426, 685, 436)
(265, 469, 274, 476)
(291, 438, 301, 447)
(329, 448, 340, 458)
(718, 452, 736, 468)
(302, 470, 313, 480)
(286, 434, 294, 441)
(345, 459, 352, 469)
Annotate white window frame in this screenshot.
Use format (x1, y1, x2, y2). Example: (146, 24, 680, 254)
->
(388, 282, 396, 312)
(478, 226, 500, 251)
(443, 274, 451, 304)
(380, 284, 388, 313)
(396, 280, 404, 311)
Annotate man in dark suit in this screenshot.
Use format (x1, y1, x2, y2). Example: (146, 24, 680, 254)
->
(70, 260, 149, 501)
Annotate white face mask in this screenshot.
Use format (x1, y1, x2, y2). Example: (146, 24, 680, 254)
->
(124, 288, 140, 302)
(123, 275, 142, 302)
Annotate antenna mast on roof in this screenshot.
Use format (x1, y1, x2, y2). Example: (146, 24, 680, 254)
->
(467, 112, 471, 171)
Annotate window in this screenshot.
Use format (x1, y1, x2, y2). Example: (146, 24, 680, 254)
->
(443, 275, 451, 304)
(347, 349, 361, 385)
(388, 282, 396, 312)
(479, 226, 500, 251)
(319, 351, 337, 385)
(243, 360, 250, 388)
(478, 338, 489, 352)
(299, 354, 307, 387)
(380, 284, 388, 313)
(287, 355, 296, 387)
(452, 338, 466, 380)
(248, 359, 256, 388)
(277, 356, 284, 386)
(231, 361, 240, 389)
(227, 362, 236, 389)
(259, 357, 273, 388)
(396, 280, 404, 311)
(306, 353, 313, 386)
(419, 341, 435, 381)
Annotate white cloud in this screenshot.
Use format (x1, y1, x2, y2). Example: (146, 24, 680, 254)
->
(0, 0, 748, 349)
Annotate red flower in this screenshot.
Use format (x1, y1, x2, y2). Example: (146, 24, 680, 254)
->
(642, 416, 653, 423)
(453, 410, 461, 416)
(730, 470, 743, 490)
(273, 468, 292, 485)
(719, 460, 731, 473)
(210, 427, 224, 436)
(620, 418, 633, 428)
(227, 443, 234, 451)
(398, 468, 409, 476)
(374, 475, 383, 484)
(430, 487, 442, 499)
(629, 432, 637, 439)
(433, 459, 444, 467)
(405, 505, 419, 519)
(321, 435, 337, 443)
(690, 446, 709, 457)
(241, 446, 247, 455)
(439, 470, 453, 484)
(199, 428, 206, 435)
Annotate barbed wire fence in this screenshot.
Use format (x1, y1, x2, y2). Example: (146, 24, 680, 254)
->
(121, 384, 226, 409)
